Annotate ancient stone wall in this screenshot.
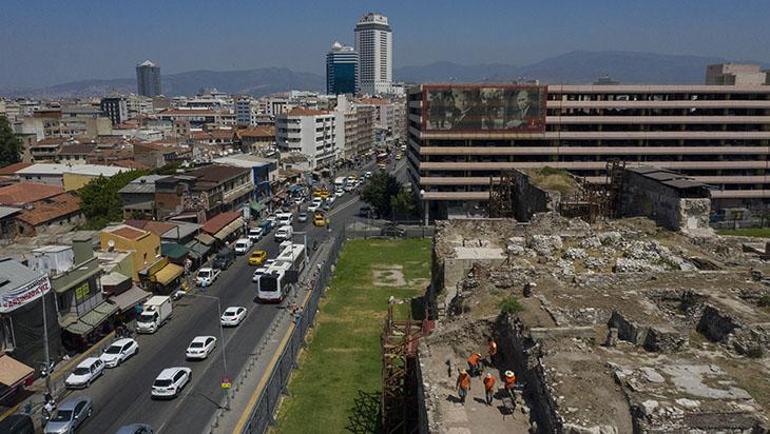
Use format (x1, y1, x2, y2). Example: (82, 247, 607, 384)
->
(511, 169, 559, 222)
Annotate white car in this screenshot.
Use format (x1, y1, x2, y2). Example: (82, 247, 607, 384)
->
(247, 227, 263, 242)
(364, 171, 372, 178)
(276, 212, 293, 226)
(234, 238, 252, 255)
(221, 306, 247, 327)
(297, 212, 308, 223)
(335, 189, 344, 198)
(151, 367, 192, 399)
(251, 261, 274, 282)
(65, 357, 104, 389)
(196, 267, 220, 287)
(326, 195, 336, 206)
(100, 338, 138, 368)
(307, 200, 322, 213)
(185, 336, 217, 360)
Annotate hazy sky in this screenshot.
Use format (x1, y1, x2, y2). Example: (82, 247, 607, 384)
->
(2, 0, 770, 88)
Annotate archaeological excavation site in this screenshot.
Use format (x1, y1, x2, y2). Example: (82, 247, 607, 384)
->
(389, 168, 770, 434)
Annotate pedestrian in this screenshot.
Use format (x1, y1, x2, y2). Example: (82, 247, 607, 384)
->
(487, 337, 498, 367)
(503, 370, 517, 392)
(456, 369, 471, 404)
(467, 352, 482, 376)
(483, 373, 496, 405)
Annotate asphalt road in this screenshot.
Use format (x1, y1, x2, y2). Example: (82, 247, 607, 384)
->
(63, 176, 375, 434)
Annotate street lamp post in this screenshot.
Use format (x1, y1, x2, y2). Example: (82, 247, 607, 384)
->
(420, 189, 428, 226)
(33, 253, 52, 394)
(186, 293, 229, 410)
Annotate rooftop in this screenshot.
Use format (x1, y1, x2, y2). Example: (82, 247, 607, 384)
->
(118, 175, 167, 195)
(186, 164, 250, 185)
(0, 258, 45, 296)
(15, 163, 126, 178)
(201, 211, 242, 235)
(0, 182, 64, 206)
(238, 126, 275, 139)
(103, 224, 149, 241)
(0, 162, 33, 176)
(16, 193, 81, 226)
(285, 107, 331, 117)
(212, 154, 275, 169)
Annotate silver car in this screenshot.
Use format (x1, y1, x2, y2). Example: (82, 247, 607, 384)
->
(45, 396, 92, 434)
(115, 423, 154, 434)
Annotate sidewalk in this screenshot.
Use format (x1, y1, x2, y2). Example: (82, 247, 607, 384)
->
(210, 237, 334, 434)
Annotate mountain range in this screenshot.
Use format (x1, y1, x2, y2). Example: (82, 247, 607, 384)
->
(2, 50, 766, 98)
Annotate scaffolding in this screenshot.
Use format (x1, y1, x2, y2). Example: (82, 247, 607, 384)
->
(381, 302, 432, 434)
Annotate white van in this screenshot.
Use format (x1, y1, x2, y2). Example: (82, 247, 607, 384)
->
(276, 212, 293, 226)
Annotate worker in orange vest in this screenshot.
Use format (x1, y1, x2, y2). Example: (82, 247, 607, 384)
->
(467, 352, 482, 376)
(483, 373, 496, 405)
(487, 337, 498, 367)
(456, 369, 471, 404)
(504, 370, 517, 392)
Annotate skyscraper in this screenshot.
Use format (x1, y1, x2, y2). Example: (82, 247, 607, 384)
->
(136, 60, 161, 97)
(354, 13, 392, 96)
(326, 41, 359, 95)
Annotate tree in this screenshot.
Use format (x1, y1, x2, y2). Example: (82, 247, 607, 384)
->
(78, 169, 148, 229)
(390, 189, 416, 222)
(361, 171, 401, 218)
(0, 116, 21, 168)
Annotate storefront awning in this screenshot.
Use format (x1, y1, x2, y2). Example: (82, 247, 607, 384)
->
(195, 233, 216, 246)
(64, 301, 118, 336)
(154, 263, 184, 286)
(0, 355, 34, 387)
(109, 286, 151, 313)
(185, 240, 211, 259)
(214, 219, 243, 241)
(161, 243, 189, 260)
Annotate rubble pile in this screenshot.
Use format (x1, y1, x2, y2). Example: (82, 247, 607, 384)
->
(421, 213, 770, 433)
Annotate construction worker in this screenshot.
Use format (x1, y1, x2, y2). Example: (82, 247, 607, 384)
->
(504, 370, 517, 392)
(467, 352, 483, 376)
(483, 373, 496, 405)
(456, 369, 471, 404)
(487, 337, 498, 367)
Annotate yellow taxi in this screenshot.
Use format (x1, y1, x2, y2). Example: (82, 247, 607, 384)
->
(313, 212, 328, 227)
(313, 189, 331, 199)
(248, 250, 268, 266)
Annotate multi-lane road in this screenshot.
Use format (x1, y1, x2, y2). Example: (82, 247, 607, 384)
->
(65, 173, 377, 433)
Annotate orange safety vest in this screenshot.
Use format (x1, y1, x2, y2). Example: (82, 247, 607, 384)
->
(457, 373, 471, 390)
(483, 376, 496, 391)
(488, 340, 498, 356)
(504, 374, 517, 389)
(467, 353, 481, 367)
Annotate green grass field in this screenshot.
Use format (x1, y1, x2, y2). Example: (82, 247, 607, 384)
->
(717, 227, 770, 238)
(274, 238, 431, 434)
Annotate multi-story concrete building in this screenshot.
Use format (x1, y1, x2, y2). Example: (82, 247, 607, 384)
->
(354, 13, 392, 96)
(407, 79, 770, 220)
(276, 108, 341, 170)
(326, 41, 359, 95)
(336, 95, 374, 161)
(356, 96, 406, 143)
(706, 63, 770, 86)
(100, 96, 129, 125)
(234, 96, 257, 126)
(136, 60, 162, 97)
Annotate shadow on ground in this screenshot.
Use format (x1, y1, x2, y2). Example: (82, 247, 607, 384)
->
(345, 389, 381, 434)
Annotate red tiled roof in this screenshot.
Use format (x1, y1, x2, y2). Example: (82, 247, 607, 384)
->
(186, 165, 250, 184)
(238, 126, 275, 139)
(201, 211, 241, 235)
(112, 159, 150, 170)
(125, 220, 175, 237)
(0, 162, 33, 176)
(0, 182, 64, 206)
(355, 97, 391, 106)
(107, 225, 148, 240)
(16, 192, 81, 226)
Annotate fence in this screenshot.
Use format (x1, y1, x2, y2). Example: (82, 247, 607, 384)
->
(240, 232, 343, 434)
(239, 220, 433, 433)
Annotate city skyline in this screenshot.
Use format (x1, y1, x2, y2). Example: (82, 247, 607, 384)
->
(2, 0, 770, 89)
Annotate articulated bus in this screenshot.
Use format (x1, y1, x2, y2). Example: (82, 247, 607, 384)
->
(256, 243, 306, 303)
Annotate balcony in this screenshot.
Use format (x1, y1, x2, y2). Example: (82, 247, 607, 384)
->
(222, 181, 254, 204)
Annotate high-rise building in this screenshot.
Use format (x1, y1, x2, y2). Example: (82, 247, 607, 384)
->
(407, 78, 770, 220)
(136, 60, 162, 97)
(326, 41, 359, 95)
(354, 13, 392, 96)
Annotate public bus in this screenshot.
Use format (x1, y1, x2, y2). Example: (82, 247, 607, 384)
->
(256, 243, 306, 303)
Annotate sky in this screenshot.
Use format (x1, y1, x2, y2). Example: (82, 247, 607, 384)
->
(1, 0, 770, 88)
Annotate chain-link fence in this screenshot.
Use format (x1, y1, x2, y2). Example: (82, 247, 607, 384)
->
(342, 217, 435, 240)
(240, 233, 343, 434)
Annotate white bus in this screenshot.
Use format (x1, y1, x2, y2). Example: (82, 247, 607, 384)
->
(256, 243, 306, 303)
(334, 176, 347, 192)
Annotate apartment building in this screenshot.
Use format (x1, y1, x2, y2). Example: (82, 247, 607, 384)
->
(407, 80, 770, 220)
(276, 108, 341, 170)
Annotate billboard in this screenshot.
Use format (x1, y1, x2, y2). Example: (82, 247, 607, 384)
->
(423, 85, 546, 133)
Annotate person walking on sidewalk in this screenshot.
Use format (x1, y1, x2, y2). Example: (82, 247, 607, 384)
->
(483, 373, 496, 405)
(456, 369, 471, 404)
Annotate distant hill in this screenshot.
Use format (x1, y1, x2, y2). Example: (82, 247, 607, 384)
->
(1, 67, 325, 98)
(395, 50, 766, 85)
(3, 50, 767, 98)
